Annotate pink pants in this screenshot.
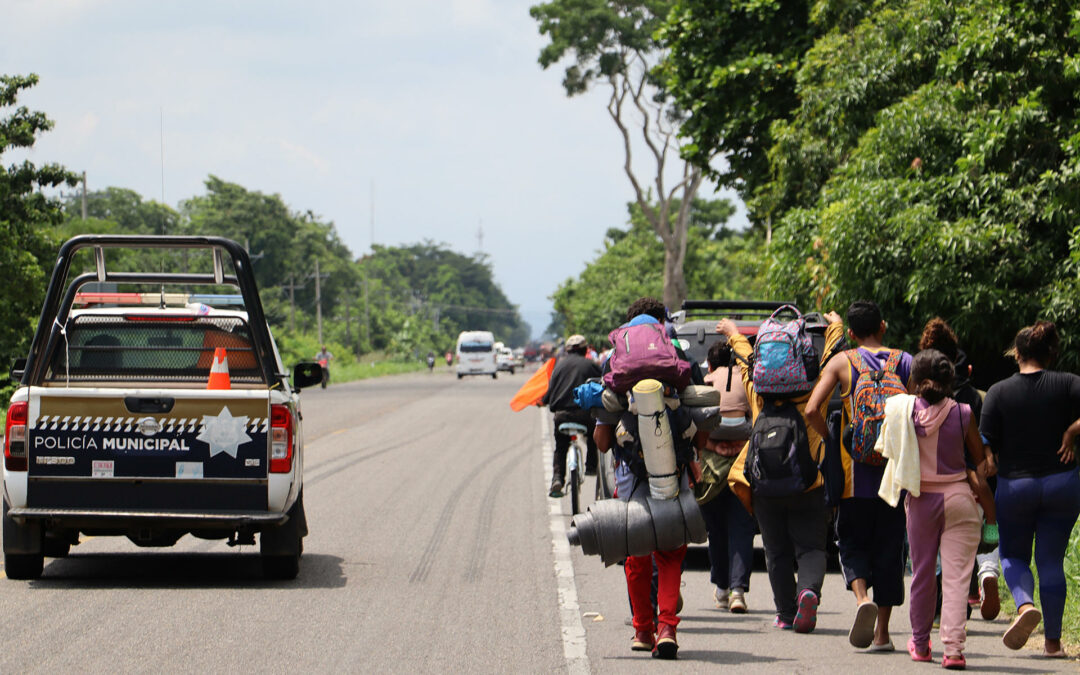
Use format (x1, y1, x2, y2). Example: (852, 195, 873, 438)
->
(906, 486, 981, 657)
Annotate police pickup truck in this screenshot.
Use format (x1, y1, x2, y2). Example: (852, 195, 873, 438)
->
(2, 236, 321, 580)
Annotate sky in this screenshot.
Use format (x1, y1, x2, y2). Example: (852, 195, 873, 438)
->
(2, 0, 745, 338)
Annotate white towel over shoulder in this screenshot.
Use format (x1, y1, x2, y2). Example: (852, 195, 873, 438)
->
(876, 394, 919, 507)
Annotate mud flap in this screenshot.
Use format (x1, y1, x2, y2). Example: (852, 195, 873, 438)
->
(260, 494, 304, 555)
(3, 501, 43, 555)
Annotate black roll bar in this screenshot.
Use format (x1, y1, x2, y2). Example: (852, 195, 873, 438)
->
(23, 235, 283, 387)
(680, 300, 796, 312)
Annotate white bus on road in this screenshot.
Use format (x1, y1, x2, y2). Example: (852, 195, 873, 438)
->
(456, 330, 498, 379)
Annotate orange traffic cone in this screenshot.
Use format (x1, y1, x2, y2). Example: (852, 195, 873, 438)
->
(207, 347, 231, 390)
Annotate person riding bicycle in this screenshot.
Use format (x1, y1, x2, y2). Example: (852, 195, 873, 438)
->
(315, 345, 333, 388)
(542, 334, 601, 497)
(426, 351, 436, 371)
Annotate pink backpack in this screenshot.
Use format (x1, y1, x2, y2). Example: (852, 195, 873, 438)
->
(751, 305, 819, 397)
(603, 322, 691, 394)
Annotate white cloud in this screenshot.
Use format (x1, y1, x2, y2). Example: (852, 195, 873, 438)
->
(277, 139, 330, 175)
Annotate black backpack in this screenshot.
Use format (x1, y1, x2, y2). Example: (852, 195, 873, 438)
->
(744, 400, 819, 498)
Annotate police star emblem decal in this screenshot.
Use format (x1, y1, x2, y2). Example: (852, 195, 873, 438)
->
(196, 406, 252, 459)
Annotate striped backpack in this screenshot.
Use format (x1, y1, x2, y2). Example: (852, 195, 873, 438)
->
(751, 305, 819, 397)
(843, 349, 905, 466)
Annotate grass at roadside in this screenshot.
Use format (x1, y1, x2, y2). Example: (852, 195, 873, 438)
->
(331, 356, 429, 382)
(996, 519, 1080, 652)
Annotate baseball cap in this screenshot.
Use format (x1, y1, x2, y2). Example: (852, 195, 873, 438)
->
(565, 335, 587, 349)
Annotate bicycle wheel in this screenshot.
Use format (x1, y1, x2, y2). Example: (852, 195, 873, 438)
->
(570, 468, 581, 515)
(595, 450, 615, 500)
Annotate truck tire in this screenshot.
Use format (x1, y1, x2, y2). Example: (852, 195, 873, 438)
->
(3, 501, 43, 579)
(4, 553, 43, 580)
(260, 494, 305, 580)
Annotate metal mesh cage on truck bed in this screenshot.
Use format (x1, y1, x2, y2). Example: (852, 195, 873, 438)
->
(46, 314, 264, 384)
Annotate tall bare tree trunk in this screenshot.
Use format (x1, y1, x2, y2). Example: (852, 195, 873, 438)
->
(663, 244, 688, 310)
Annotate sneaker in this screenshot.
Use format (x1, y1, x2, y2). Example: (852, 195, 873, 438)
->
(849, 601, 878, 648)
(793, 589, 818, 633)
(714, 587, 729, 610)
(908, 637, 932, 662)
(774, 615, 793, 630)
(1003, 607, 1041, 650)
(729, 588, 747, 614)
(549, 478, 564, 498)
(980, 574, 1000, 621)
(653, 623, 678, 660)
(631, 629, 655, 652)
(943, 653, 966, 670)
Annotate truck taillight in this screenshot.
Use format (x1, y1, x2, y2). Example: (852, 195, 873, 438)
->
(5, 402, 28, 472)
(269, 404, 294, 473)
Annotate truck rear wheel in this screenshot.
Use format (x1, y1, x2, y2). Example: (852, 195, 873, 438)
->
(260, 494, 305, 580)
(4, 553, 44, 580)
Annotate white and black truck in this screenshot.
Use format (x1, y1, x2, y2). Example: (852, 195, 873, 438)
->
(2, 235, 322, 580)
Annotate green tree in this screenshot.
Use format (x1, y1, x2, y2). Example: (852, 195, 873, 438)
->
(0, 74, 78, 375)
(551, 198, 764, 345)
(531, 0, 706, 309)
(658, 0, 819, 228)
(761, 0, 1080, 375)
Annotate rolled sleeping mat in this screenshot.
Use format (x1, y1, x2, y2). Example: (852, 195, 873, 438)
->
(709, 417, 752, 441)
(678, 485, 709, 544)
(567, 490, 709, 566)
(602, 388, 628, 413)
(688, 405, 722, 432)
(630, 379, 679, 500)
(679, 384, 721, 407)
(591, 407, 621, 426)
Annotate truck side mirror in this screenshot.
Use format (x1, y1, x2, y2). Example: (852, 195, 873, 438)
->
(292, 362, 323, 391)
(10, 358, 26, 382)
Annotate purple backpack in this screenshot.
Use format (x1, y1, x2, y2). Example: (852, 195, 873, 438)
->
(751, 305, 819, 397)
(603, 322, 691, 394)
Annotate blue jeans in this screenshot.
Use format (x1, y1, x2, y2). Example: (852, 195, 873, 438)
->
(996, 468, 1080, 641)
(699, 488, 755, 590)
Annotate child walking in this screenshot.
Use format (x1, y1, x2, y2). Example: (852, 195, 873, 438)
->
(882, 349, 995, 669)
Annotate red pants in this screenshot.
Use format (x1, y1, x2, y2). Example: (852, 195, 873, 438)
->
(625, 545, 687, 632)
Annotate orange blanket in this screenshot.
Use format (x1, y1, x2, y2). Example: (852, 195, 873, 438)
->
(509, 358, 556, 411)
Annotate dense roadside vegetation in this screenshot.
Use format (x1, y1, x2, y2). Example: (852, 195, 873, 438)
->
(661, 0, 1080, 382)
(0, 75, 528, 397)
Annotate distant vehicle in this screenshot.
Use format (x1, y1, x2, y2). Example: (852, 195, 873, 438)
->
(456, 330, 497, 379)
(511, 347, 526, 370)
(496, 346, 516, 374)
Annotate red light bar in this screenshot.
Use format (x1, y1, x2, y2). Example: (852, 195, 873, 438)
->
(123, 315, 199, 322)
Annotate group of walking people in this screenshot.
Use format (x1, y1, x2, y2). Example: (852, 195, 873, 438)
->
(548, 297, 1080, 666)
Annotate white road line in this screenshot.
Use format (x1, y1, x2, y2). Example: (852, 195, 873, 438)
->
(541, 410, 589, 674)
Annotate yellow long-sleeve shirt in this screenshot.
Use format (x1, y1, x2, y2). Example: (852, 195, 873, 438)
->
(726, 321, 845, 514)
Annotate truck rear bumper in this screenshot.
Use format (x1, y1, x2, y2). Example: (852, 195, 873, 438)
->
(7, 507, 287, 530)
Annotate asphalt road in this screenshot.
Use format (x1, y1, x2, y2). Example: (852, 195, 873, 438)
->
(0, 370, 1075, 673)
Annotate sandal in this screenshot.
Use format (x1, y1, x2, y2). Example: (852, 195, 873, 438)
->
(908, 637, 932, 662)
(1003, 608, 1041, 650)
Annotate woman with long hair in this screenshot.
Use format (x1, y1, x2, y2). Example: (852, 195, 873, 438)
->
(980, 321, 1080, 658)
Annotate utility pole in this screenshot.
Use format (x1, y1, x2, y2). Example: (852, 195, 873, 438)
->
(363, 269, 370, 352)
(344, 299, 352, 355)
(314, 258, 323, 345)
(81, 171, 87, 220)
(288, 273, 296, 332)
(433, 306, 440, 334)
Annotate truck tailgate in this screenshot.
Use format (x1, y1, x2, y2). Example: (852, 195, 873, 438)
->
(26, 389, 270, 510)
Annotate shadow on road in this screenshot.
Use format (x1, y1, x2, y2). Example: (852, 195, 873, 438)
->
(23, 552, 347, 589)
